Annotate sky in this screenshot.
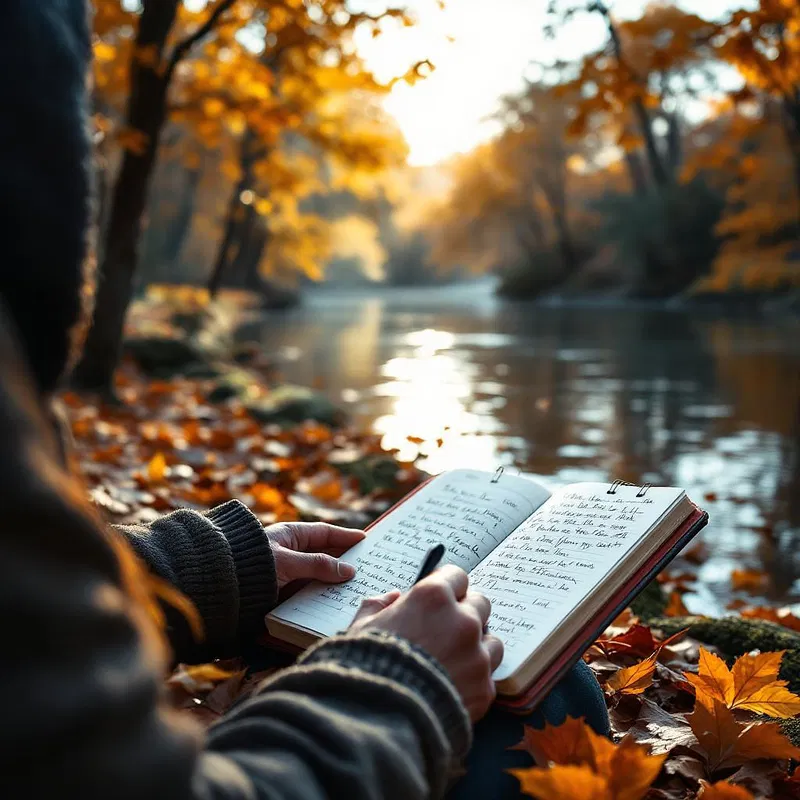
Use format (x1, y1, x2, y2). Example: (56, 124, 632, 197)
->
(352, 0, 749, 167)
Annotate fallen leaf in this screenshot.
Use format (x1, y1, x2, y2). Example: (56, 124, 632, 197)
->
(665, 591, 690, 617)
(606, 652, 658, 695)
(698, 780, 754, 799)
(626, 698, 698, 755)
(167, 663, 235, 694)
(147, 451, 168, 482)
(204, 670, 248, 714)
(685, 648, 735, 707)
(608, 737, 668, 800)
(688, 697, 800, 771)
(731, 569, 768, 594)
(514, 716, 595, 765)
(511, 764, 610, 800)
(514, 717, 666, 800)
(685, 648, 800, 718)
(740, 606, 800, 633)
(600, 624, 657, 658)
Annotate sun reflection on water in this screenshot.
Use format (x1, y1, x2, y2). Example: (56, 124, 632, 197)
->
(373, 328, 506, 471)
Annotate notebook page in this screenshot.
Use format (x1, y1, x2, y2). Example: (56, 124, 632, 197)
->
(270, 469, 550, 637)
(469, 483, 684, 681)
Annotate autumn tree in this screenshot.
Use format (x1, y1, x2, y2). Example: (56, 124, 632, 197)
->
(715, 2, 800, 215)
(425, 82, 595, 295)
(78, 0, 414, 396)
(547, 1, 716, 194)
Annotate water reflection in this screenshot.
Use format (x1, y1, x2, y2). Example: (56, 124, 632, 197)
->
(257, 285, 800, 613)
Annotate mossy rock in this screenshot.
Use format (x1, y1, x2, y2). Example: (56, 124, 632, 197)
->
(332, 454, 405, 494)
(124, 335, 212, 377)
(630, 579, 669, 621)
(245, 385, 344, 427)
(206, 367, 264, 404)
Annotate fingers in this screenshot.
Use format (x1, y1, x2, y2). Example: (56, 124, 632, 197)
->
(483, 634, 505, 671)
(284, 550, 357, 584)
(286, 522, 366, 554)
(351, 590, 402, 625)
(462, 591, 491, 627)
(428, 564, 469, 601)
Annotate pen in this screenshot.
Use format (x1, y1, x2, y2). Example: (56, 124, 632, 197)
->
(412, 543, 446, 585)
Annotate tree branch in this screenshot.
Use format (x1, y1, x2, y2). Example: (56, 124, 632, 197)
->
(167, 0, 238, 78)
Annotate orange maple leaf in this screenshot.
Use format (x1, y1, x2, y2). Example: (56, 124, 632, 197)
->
(698, 781, 754, 799)
(605, 737, 667, 800)
(687, 697, 800, 771)
(606, 651, 658, 695)
(510, 764, 610, 800)
(512, 717, 666, 800)
(514, 716, 595, 766)
(684, 648, 800, 718)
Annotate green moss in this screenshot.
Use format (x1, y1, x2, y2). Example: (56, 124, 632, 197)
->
(649, 615, 800, 693)
(780, 717, 800, 747)
(630, 579, 668, 621)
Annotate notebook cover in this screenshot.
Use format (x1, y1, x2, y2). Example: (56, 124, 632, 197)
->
(495, 504, 708, 714)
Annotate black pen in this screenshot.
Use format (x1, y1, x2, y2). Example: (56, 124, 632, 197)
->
(412, 544, 446, 585)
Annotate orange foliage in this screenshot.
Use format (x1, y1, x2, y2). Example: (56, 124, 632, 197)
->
(512, 717, 667, 800)
(606, 652, 658, 696)
(685, 648, 800, 718)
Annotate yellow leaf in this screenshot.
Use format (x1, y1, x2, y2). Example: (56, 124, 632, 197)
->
(685, 648, 735, 708)
(510, 764, 611, 800)
(686, 648, 800, 718)
(147, 452, 168, 483)
(605, 651, 658, 695)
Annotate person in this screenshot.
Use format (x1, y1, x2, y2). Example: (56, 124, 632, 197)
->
(0, 2, 609, 798)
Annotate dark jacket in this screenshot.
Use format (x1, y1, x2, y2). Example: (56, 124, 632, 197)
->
(0, 1, 470, 797)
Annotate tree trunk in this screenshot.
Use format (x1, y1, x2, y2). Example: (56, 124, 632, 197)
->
(240, 221, 269, 289)
(208, 173, 249, 297)
(163, 159, 203, 267)
(601, 7, 669, 188)
(551, 205, 577, 271)
(780, 96, 800, 231)
(624, 148, 649, 196)
(73, 0, 180, 394)
(208, 130, 264, 296)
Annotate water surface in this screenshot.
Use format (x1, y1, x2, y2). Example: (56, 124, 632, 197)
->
(257, 283, 800, 614)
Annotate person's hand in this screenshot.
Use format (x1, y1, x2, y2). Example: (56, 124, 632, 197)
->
(349, 565, 504, 721)
(266, 522, 365, 589)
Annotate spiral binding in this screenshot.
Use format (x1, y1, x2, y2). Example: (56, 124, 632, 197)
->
(490, 468, 651, 496)
(607, 480, 652, 497)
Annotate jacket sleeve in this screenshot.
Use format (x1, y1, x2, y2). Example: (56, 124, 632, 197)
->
(117, 501, 278, 662)
(0, 311, 471, 800)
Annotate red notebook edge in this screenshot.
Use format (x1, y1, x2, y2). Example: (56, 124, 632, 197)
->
(494, 503, 709, 713)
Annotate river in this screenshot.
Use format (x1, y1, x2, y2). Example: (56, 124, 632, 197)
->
(256, 282, 800, 614)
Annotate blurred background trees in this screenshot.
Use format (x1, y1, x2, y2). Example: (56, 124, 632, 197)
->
(80, 0, 800, 392)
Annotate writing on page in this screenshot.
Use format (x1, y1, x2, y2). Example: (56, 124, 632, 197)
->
(471, 484, 682, 678)
(273, 469, 546, 636)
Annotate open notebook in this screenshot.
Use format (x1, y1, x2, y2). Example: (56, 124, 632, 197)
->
(267, 469, 707, 710)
